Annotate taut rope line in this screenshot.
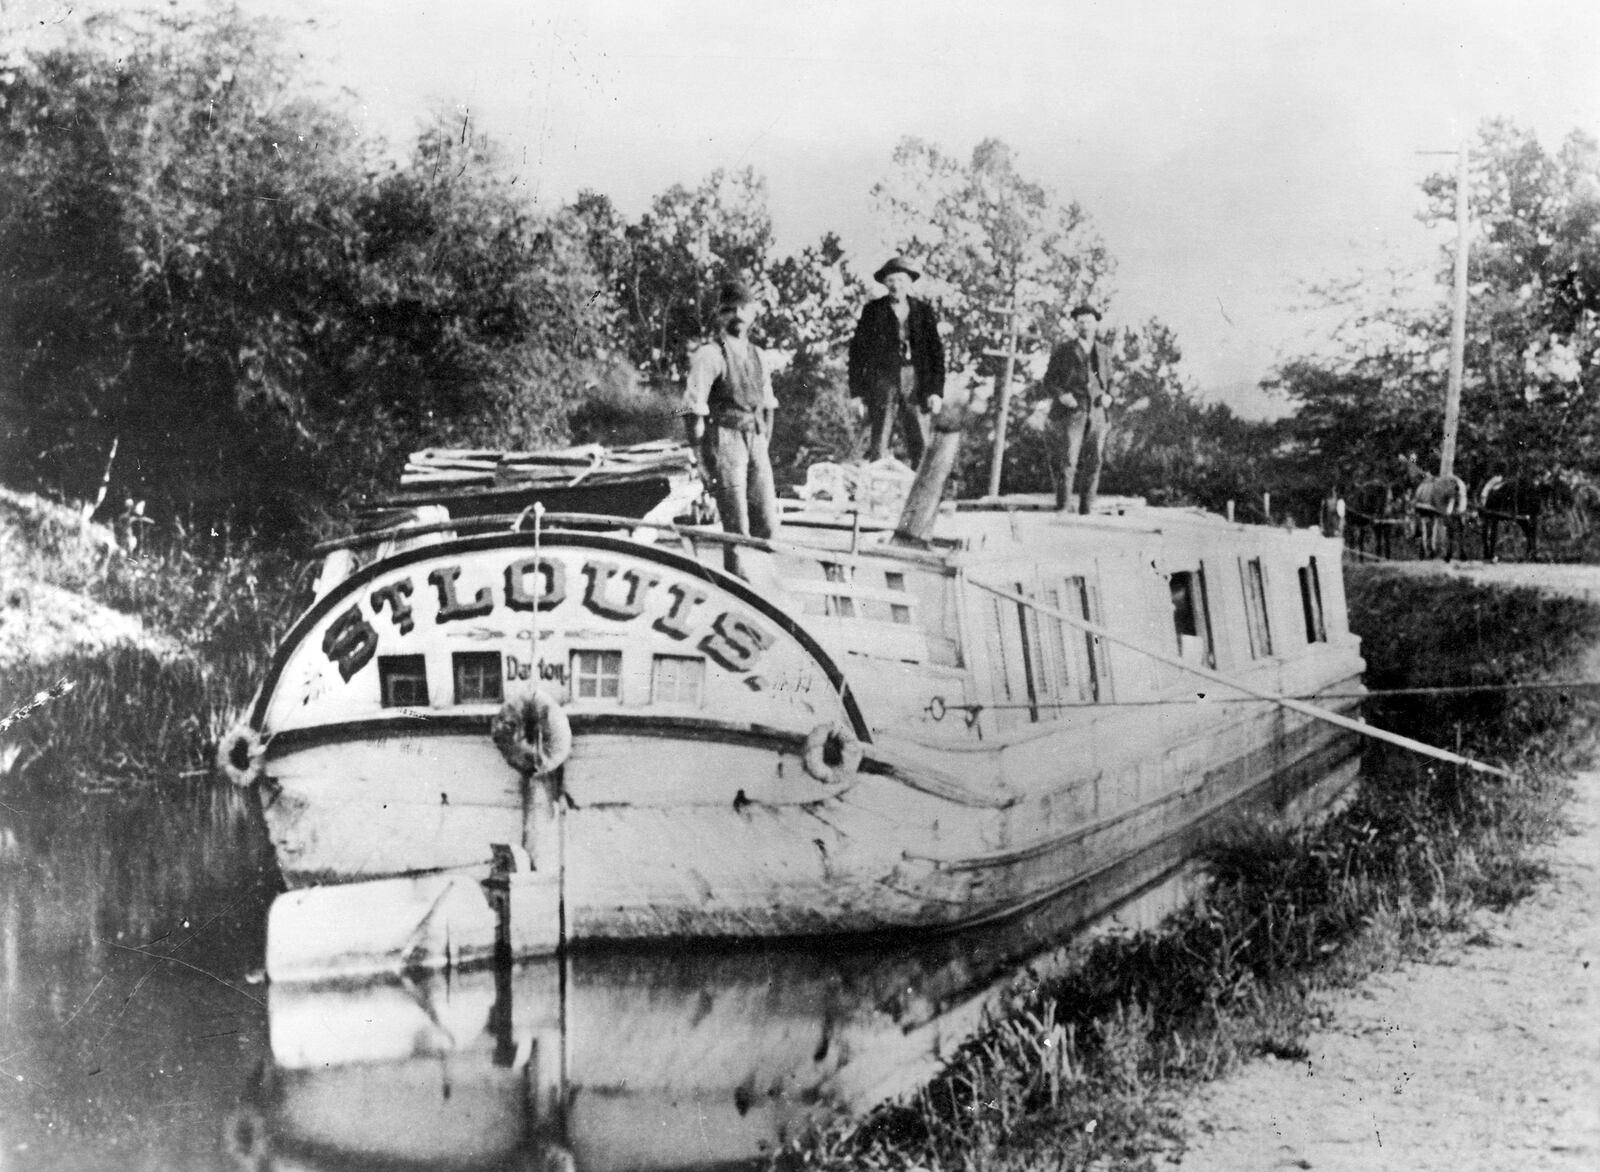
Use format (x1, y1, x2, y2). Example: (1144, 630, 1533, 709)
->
(969, 579, 1512, 780)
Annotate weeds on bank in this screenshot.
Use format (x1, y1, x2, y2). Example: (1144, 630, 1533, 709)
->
(1, 516, 304, 788)
(781, 567, 1600, 1171)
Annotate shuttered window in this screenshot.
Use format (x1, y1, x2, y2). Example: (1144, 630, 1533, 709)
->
(981, 594, 1026, 731)
(1300, 558, 1327, 644)
(1045, 576, 1104, 704)
(1240, 558, 1273, 659)
(1014, 583, 1046, 722)
(1169, 569, 1215, 668)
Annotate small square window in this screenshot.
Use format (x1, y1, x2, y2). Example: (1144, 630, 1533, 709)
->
(452, 651, 503, 704)
(651, 655, 705, 705)
(890, 603, 912, 624)
(571, 649, 623, 701)
(885, 572, 907, 592)
(827, 595, 856, 618)
(823, 562, 851, 584)
(379, 655, 429, 708)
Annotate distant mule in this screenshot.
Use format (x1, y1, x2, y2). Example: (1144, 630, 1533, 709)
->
(1477, 474, 1550, 561)
(1343, 480, 1404, 559)
(1401, 456, 1468, 561)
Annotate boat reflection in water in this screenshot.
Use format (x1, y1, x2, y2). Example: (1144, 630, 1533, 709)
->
(231, 878, 1185, 1172)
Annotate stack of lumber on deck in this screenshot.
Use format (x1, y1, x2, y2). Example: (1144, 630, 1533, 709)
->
(400, 441, 693, 489)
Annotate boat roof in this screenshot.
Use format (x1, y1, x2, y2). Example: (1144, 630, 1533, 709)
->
(343, 443, 1335, 572)
(776, 491, 1335, 570)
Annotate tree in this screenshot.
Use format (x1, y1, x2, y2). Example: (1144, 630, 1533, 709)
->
(0, 10, 619, 535)
(1274, 119, 1600, 491)
(331, 119, 620, 481)
(764, 232, 870, 473)
(577, 168, 775, 384)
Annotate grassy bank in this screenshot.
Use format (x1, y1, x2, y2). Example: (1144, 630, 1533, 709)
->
(0, 488, 301, 787)
(784, 565, 1600, 1171)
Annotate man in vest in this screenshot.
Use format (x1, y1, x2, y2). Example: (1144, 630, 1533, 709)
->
(683, 279, 780, 572)
(847, 256, 946, 467)
(1039, 304, 1116, 514)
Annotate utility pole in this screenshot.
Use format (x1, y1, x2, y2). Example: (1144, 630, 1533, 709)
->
(1441, 142, 1470, 480)
(984, 293, 1024, 498)
(1421, 143, 1471, 479)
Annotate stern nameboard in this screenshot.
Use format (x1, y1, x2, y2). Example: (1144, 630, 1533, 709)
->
(254, 533, 866, 740)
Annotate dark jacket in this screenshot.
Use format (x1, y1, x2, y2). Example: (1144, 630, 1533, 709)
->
(847, 295, 945, 405)
(1041, 339, 1113, 422)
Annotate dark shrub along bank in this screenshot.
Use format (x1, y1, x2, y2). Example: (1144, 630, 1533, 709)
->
(0, 516, 302, 788)
(783, 565, 1600, 1171)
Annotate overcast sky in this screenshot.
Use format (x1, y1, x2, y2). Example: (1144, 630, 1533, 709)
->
(10, 1, 1598, 416)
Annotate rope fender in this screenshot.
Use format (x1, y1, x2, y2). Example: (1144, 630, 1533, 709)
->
(802, 720, 864, 784)
(217, 725, 267, 787)
(491, 687, 574, 776)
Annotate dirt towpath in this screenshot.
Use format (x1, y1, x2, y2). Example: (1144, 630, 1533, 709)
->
(1178, 561, 1600, 1171)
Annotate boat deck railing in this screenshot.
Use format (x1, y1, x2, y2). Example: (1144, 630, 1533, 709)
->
(310, 509, 959, 569)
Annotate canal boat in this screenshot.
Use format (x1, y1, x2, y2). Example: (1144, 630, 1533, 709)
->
(226, 404, 1368, 974)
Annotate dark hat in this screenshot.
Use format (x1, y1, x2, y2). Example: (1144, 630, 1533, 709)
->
(1069, 304, 1102, 320)
(716, 279, 759, 310)
(873, 256, 921, 284)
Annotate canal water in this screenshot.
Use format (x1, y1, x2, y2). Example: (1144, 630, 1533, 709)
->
(0, 778, 1136, 1171)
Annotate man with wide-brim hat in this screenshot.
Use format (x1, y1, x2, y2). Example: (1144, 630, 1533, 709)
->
(1034, 302, 1117, 513)
(847, 255, 946, 466)
(682, 278, 781, 573)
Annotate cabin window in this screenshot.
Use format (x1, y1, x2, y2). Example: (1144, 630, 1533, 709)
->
(826, 595, 857, 618)
(981, 595, 1023, 729)
(890, 603, 912, 625)
(885, 572, 907, 592)
(981, 583, 1051, 725)
(823, 562, 852, 584)
(451, 652, 503, 704)
(570, 649, 623, 701)
(379, 655, 429, 708)
(1169, 570, 1215, 667)
(1044, 576, 1104, 704)
(1240, 558, 1273, 659)
(1013, 583, 1048, 722)
(1300, 558, 1327, 644)
(651, 655, 705, 705)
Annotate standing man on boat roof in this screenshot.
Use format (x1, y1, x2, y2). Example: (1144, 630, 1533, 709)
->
(1038, 303, 1117, 514)
(847, 255, 946, 468)
(683, 278, 781, 573)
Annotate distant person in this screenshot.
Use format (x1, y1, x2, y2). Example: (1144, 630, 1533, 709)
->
(847, 256, 945, 467)
(683, 279, 780, 572)
(1039, 304, 1116, 513)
